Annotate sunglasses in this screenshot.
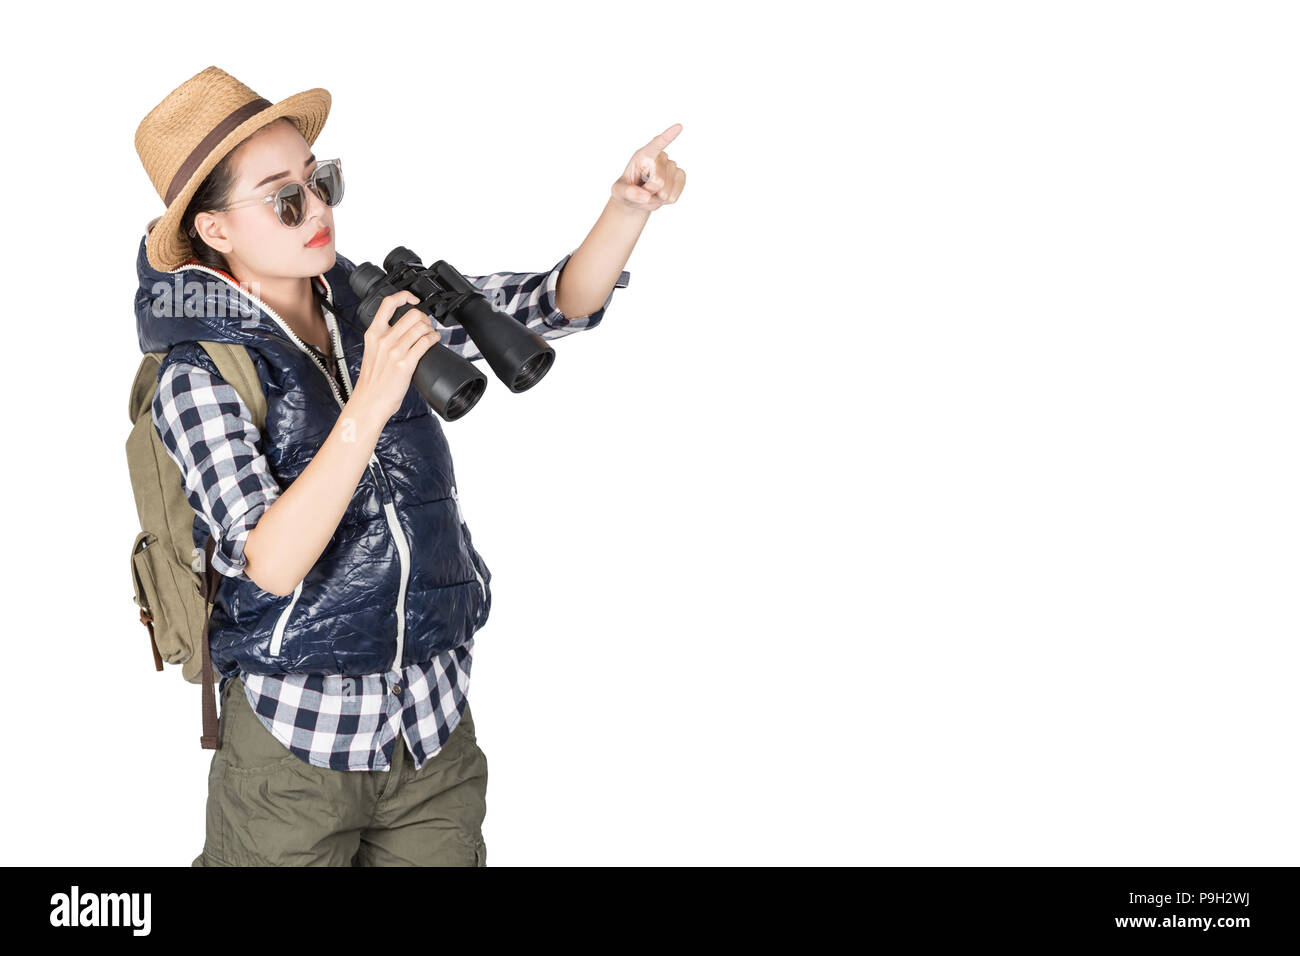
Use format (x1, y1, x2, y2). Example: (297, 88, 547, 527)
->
(189, 158, 344, 235)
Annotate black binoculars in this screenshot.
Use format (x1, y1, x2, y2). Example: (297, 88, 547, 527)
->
(349, 247, 556, 421)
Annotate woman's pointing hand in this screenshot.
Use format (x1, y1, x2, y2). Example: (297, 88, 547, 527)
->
(612, 123, 686, 212)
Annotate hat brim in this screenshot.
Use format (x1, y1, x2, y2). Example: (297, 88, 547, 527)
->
(145, 87, 331, 273)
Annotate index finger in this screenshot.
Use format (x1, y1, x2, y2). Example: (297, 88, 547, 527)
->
(641, 123, 683, 155)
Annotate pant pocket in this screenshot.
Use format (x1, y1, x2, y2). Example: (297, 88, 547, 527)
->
(222, 676, 302, 774)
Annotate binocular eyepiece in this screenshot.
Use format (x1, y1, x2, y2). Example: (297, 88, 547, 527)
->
(349, 246, 556, 421)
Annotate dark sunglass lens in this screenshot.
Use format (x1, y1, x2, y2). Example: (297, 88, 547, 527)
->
(278, 184, 306, 226)
(313, 165, 343, 206)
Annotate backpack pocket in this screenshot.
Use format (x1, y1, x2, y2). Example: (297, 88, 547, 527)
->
(130, 529, 201, 669)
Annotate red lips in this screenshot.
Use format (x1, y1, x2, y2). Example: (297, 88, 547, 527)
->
(306, 226, 331, 247)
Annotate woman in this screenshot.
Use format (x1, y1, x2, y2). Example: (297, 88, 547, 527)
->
(132, 66, 684, 866)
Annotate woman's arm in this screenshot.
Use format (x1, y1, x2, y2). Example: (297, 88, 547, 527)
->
(553, 198, 649, 319)
(153, 360, 389, 598)
(152, 361, 281, 585)
(240, 388, 389, 596)
(245, 297, 435, 594)
(555, 123, 687, 317)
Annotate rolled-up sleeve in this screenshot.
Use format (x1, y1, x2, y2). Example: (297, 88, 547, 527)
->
(440, 254, 631, 362)
(151, 361, 282, 581)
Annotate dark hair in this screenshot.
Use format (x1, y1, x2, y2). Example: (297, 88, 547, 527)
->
(180, 148, 241, 274)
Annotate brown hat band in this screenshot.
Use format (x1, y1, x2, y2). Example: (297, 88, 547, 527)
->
(164, 97, 273, 206)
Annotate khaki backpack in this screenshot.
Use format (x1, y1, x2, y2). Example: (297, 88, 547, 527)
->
(125, 342, 267, 750)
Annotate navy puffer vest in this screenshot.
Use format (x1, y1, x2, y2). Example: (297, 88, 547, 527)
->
(134, 235, 491, 679)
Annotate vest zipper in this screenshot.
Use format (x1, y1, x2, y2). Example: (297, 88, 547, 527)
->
(171, 264, 414, 671)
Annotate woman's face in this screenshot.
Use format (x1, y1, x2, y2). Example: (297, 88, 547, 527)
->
(200, 117, 336, 279)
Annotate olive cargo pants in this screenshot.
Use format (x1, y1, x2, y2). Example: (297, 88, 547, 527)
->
(191, 675, 488, 866)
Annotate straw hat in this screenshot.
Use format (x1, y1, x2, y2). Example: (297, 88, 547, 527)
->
(135, 66, 331, 272)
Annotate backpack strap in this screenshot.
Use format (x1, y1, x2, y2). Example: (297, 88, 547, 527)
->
(128, 352, 164, 423)
(199, 534, 221, 750)
(131, 345, 260, 749)
(191, 344, 261, 749)
(197, 341, 266, 432)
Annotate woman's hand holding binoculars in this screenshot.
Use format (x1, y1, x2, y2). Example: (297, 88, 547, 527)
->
(352, 289, 442, 421)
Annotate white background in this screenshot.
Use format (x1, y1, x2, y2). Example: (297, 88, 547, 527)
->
(0, 0, 1295, 865)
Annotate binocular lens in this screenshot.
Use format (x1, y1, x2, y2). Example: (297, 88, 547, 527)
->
(512, 351, 554, 392)
(444, 378, 487, 421)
